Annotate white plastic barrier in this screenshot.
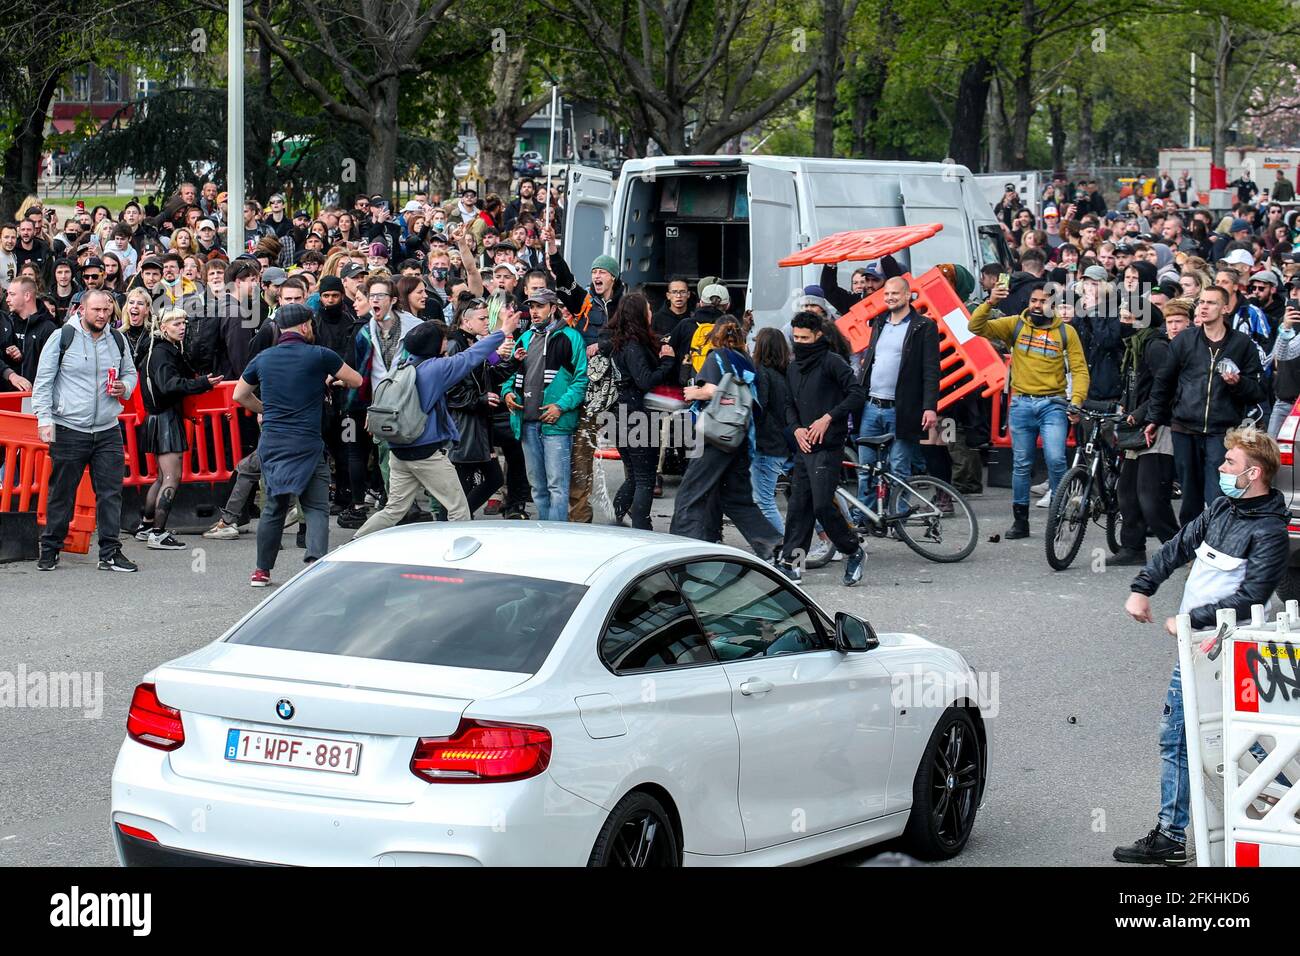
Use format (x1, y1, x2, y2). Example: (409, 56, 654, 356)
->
(1180, 602, 1300, 867)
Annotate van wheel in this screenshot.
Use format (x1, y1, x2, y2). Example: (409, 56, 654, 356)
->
(588, 792, 681, 867)
(903, 707, 982, 860)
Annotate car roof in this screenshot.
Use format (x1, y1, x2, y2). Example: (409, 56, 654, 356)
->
(327, 524, 749, 585)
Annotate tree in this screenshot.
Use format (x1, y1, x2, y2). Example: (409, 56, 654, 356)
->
(540, 0, 817, 154)
(197, 0, 457, 195)
(811, 0, 862, 157)
(0, 0, 156, 221)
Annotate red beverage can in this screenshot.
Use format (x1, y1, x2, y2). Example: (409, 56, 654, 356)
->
(106, 366, 118, 396)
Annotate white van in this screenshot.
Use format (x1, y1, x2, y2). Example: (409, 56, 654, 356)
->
(558, 156, 1012, 330)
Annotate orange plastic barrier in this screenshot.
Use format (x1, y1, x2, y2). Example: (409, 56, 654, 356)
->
(1, 379, 249, 558)
(778, 223, 944, 267)
(0, 410, 93, 553)
(835, 269, 1007, 413)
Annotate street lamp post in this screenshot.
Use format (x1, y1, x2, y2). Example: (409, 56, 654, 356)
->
(227, 0, 245, 253)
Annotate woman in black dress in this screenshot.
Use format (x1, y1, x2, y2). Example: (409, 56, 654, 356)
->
(136, 307, 221, 549)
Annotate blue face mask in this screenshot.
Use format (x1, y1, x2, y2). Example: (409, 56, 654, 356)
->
(1282, 325, 1297, 341)
(1218, 469, 1251, 499)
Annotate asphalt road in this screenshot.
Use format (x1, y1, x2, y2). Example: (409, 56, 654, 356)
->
(0, 468, 1189, 867)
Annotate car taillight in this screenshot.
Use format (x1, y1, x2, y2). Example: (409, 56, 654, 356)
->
(126, 683, 185, 751)
(116, 822, 158, 843)
(410, 719, 551, 783)
(1277, 399, 1300, 467)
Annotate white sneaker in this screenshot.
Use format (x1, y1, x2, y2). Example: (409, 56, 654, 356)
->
(147, 530, 186, 550)
(1031, 481, 1049, 496)
(133, 526, 152, 542)
(1035, 489, 1052, 508)
(806, 534, 833, 565)
(203, 522, 239, 540)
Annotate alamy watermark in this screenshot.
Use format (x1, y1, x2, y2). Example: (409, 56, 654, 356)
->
(890, 666, 1000, 718)
(0, 665, 103, 718)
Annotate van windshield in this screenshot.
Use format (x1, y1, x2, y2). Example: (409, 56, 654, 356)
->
(225, 561, 586, 673)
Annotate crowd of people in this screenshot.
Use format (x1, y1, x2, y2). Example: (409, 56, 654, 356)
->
(5, 167, 1299, 868)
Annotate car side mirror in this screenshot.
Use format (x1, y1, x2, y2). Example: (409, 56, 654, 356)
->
(834, 612, 878, 652)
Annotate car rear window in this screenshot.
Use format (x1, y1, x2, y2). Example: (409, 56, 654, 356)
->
(225, 561, 586, 673)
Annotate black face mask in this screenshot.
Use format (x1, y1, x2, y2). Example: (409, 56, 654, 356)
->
(793, 339, 828, 363)
(1027, 309, 1052, 327)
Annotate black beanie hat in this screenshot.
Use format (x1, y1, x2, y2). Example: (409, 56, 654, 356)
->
(404, 320, 446, 359)
(319, 275, 344, 295)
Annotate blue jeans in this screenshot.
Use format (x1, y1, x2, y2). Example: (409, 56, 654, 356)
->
(1008, 395, 1069, 507)
(751, 453, 792, 535)
(857, 401, 921, 501)
(520, 421, 573, 521)
(1157, 661, 1189, 844)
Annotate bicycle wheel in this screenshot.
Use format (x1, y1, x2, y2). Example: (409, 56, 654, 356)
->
(1045, 465, 1091, 571)
(889, 476, 979, 563)
(1105, 504, 1123, 555)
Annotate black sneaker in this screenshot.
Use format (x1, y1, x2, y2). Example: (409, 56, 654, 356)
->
(295, 527, 307, 549)
(1109, 548, 1148, 567)
(147, 530, 187, 551)
(1113, 828, 1187, 865)
(98, 551, 139, 573)
(774, 561, 802, 583)
(337, 506, 369, 530)
(843, 547, 866, 587)
(36, 550, 59, 571)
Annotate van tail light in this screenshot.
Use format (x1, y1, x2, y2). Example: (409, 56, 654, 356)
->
(1278, 399, 1300, 467)
(126, 683, 185, 751)
(411, 719, 551, 783)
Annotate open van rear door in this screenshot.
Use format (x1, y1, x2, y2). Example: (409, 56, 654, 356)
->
(747, 163, 798, 331)
(562, 165, 613, 278)
(899, 174, 973, 276)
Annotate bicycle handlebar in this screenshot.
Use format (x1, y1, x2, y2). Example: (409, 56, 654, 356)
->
(1067, 404, 1129, 423)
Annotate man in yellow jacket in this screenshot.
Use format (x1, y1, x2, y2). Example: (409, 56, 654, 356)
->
(970, 281, 1089, 539)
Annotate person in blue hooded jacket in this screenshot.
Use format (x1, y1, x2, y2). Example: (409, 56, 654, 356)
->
(353, 308, 520, 537)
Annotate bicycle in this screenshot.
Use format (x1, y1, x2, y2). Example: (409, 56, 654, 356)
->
(1043, 402, 1127, 571)
(802, 432, 979, 566)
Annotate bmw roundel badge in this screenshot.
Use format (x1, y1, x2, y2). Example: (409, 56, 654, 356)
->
(276, 699, 295, 720)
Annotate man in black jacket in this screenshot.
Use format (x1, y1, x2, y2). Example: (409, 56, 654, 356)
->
(779, 311, 867, 587)
(1117, 427, 1288, 864)
(856, 277, 940, 498)
(314, 275, 363, 511)
(1145, 285, 1267, 525)
(1074, 265, 1124, 403)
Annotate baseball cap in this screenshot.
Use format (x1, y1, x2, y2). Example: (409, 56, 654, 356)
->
(1043, 206, 1059, 218)
(1156, 278, 1182, 298)
(339, 262, 366, 279)
(493, 261, 521, 277)
(293, 209, 310, 220)
(1104, 211, 1119, 221)
(493, 240, 519, 254)
(1224, 249, 1255, 267)
(525, 288, 558, 305)
(701, 283, 731, 306)
(402, 200, 422, 213)
(1230, 217, 1253, 233)
(863, 266, 884, 279)
(696, 276, 719, 300)
(1115, 242, 1133, 254)
(262, 267, 288, 286)
(197, 219, 216, 231)
(460, 186, 478, 197)
(1082, 265, 1108, 282)
(81, 257, 103, 272)
(139, 256, 164, 272)
(1250, 269, 1280, 287)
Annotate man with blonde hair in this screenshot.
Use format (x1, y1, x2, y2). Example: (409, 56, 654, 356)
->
(1117, 426, 1289, 864)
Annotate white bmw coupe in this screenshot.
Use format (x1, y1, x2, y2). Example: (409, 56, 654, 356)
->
(111, 525, 987, 866)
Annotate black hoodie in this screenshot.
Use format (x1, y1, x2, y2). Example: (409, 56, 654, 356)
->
(784, 339, 865, 448)
(1147, 324, 1267, 434)
(8, 306, 58, 385)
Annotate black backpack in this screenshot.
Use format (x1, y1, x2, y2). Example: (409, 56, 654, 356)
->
(58, 323, 128, 374)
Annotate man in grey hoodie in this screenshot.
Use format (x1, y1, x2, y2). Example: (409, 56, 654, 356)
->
(31, 289, 140, 572)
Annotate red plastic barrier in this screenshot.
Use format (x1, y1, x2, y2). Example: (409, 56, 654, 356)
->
(179, 380, 244, 483)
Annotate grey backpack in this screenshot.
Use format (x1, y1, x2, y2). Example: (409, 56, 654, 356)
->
(696, 353, 753, 451)
(366, 361, 428, 444)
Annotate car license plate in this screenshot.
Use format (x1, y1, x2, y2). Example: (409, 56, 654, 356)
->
(224, 729, 361, 775)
